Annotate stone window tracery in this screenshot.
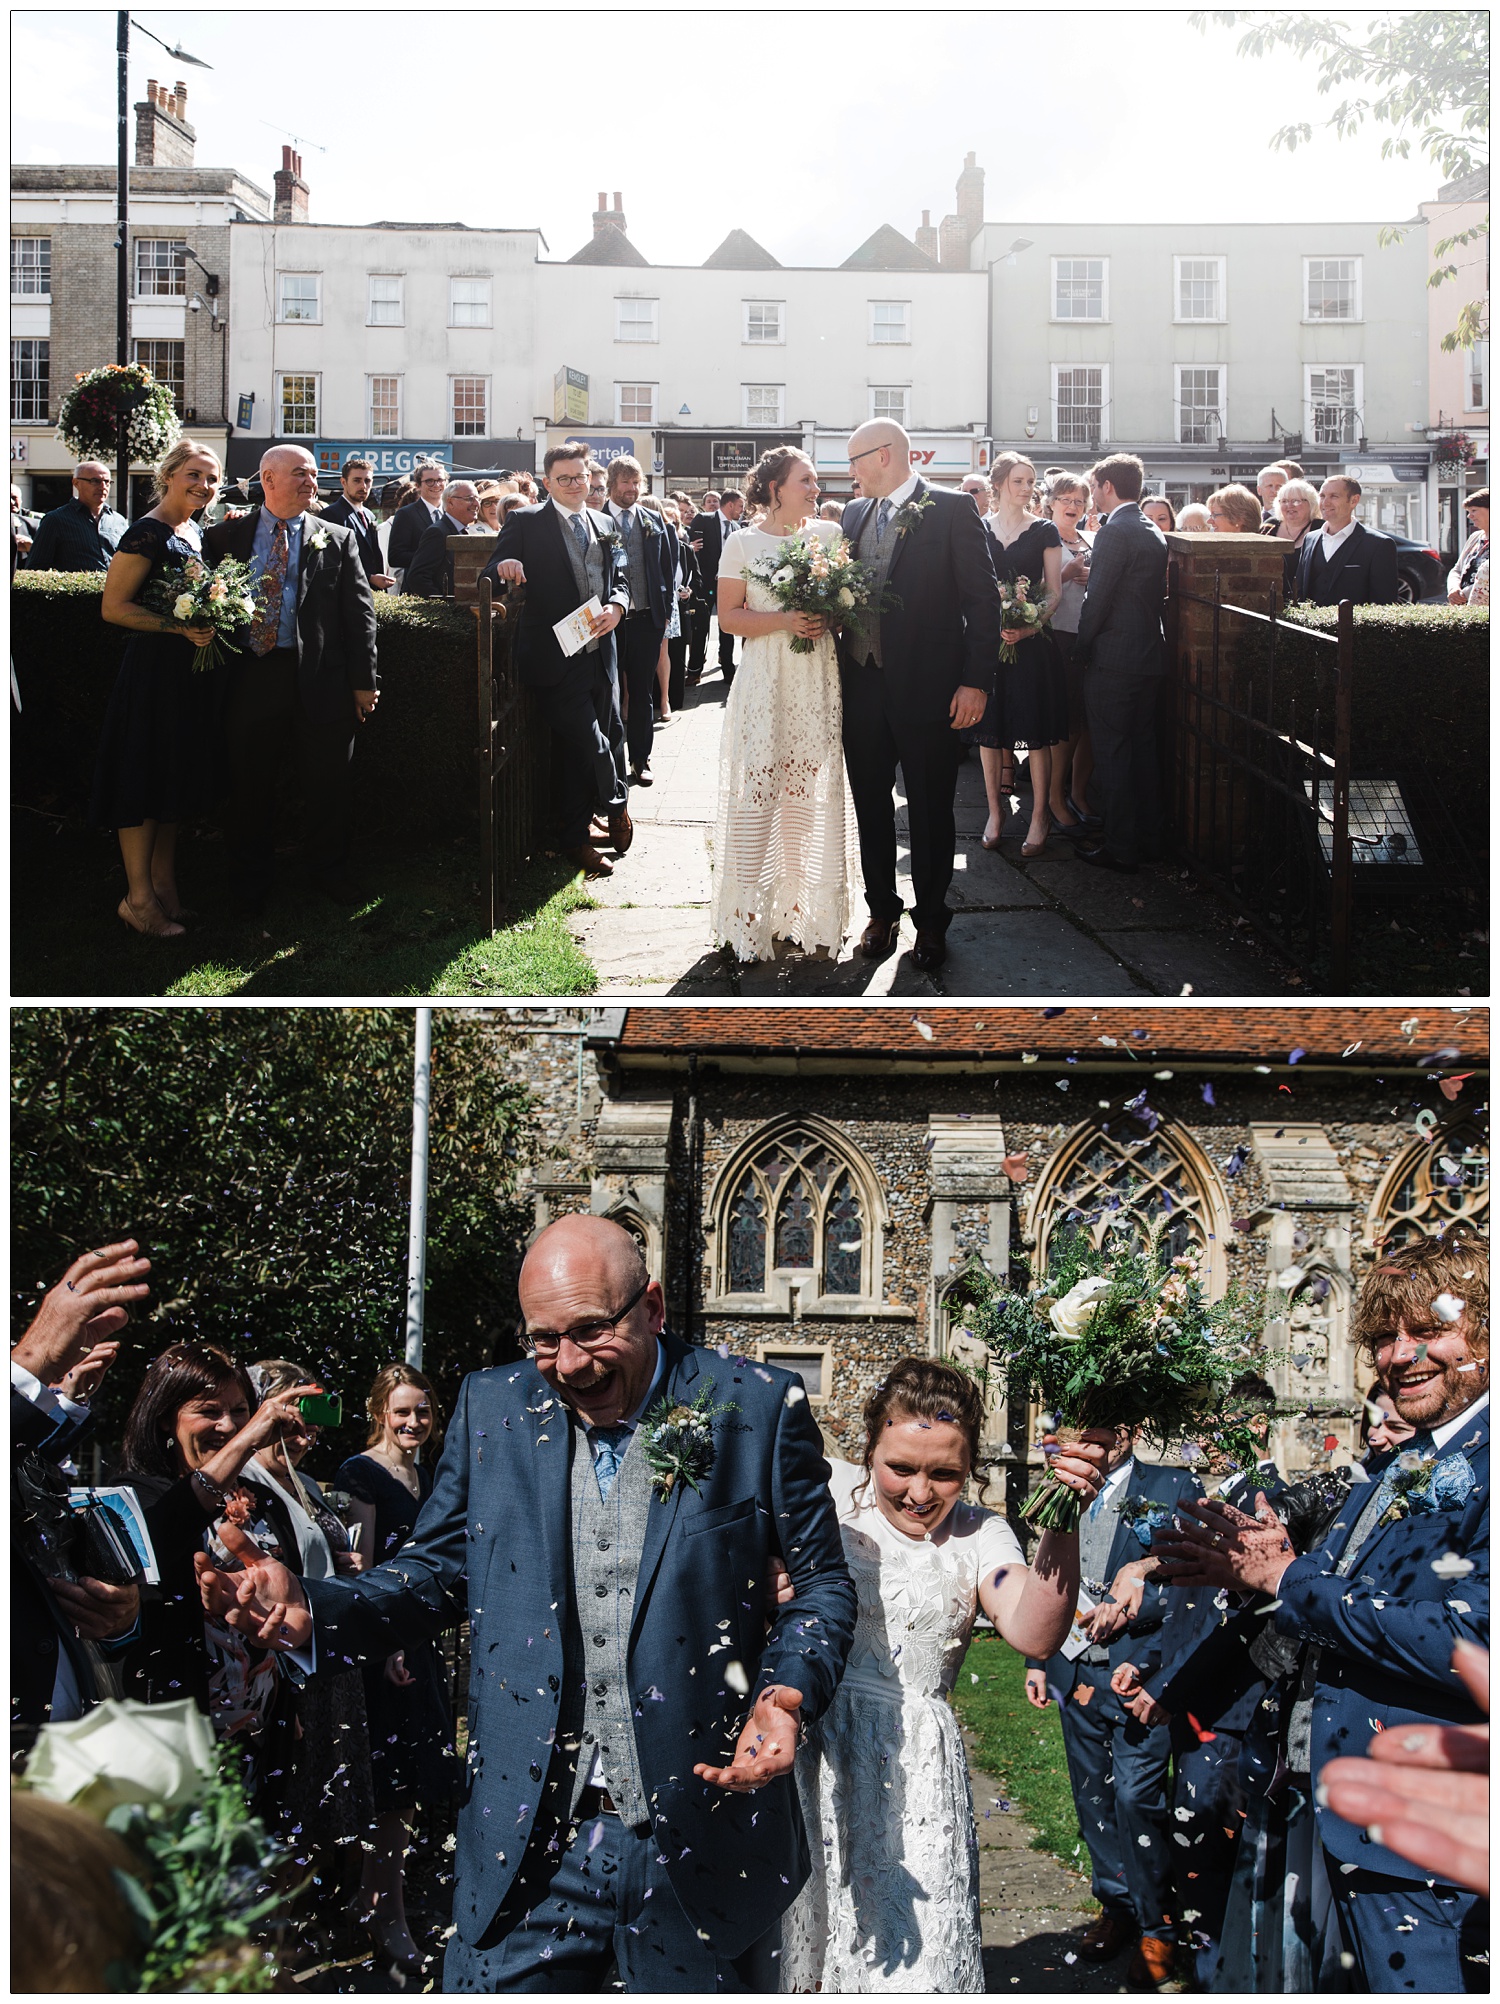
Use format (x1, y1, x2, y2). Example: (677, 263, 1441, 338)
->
(715, 1124, 878, 1302)
(1026, 1117, 1232, 1293)
(1369, 1121, 1489, 1249)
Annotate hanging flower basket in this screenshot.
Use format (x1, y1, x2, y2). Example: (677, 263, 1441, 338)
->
(1431, 429, 1478, 476)
(57, 361, 181, 465)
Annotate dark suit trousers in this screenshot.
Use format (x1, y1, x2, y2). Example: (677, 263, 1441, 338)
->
(1083, 664, 1166, 866)
(718, 609, 736, 678)
(443, 1808, 778, 1993)
(1172, 1726, 1242, 1985)
(667, 632, 688, 713)
(224, 649, 354, 893)
(618, 613, 664, 773)
(841, 659, 963, 933)
(687, 591, 712, 680)
(1329, 1862, 1486, 1993)
(536, 650, 627, 848)
(1059, 1663, 1175, 1941)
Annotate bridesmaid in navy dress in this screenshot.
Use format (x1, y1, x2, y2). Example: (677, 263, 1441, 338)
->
(338, 1363, 460, 1978)
(92, 439, 224, 937)
(976, 453, 1068, 858)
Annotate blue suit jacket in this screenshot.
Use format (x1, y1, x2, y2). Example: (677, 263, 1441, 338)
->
(303, 1334, 856, 1955)
(1032, 1458, 1203, 1698)
(1275, 1403, 1488, 1880)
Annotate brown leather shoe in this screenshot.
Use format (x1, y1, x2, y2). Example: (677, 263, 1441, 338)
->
(1078, 1912, 1136, 1962)
(608, 808, 634, 854)
(1127, 1935, 1185, 1992)
(911, 927, 947, 971)
(569, 843, 615, 877)
(858, 916, 901, 960)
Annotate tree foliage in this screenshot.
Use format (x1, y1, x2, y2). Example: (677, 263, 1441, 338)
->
(1193, 10, 1489, 348)
(11, 1009, 535, 1469)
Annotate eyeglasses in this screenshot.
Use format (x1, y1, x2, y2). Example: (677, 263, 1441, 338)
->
(848, 445, 888, 465)
(551, 472, 589, 488)
(520, 1276, 650, 1357)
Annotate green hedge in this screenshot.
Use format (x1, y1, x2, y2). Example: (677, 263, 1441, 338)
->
(10, 575, 492, 841)
(1276, 602, 1490, 838)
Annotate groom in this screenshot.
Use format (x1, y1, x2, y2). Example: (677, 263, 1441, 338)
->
(837, 421, 999, 972)
(197, 1216, 856, 1992)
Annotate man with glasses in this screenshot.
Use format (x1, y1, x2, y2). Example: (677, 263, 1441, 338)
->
(479, 443, 633, 876)
(387, 462, 452, 576)
(23, 462, 127, 571)
(196, 1214, 856, 1992)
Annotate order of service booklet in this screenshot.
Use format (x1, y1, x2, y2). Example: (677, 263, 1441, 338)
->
(553, 597, 605, 656)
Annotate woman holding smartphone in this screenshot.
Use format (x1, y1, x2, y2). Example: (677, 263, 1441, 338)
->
(1043, 473, 1098, 834)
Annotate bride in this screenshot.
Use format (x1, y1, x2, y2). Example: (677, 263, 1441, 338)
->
(779, 1359, 1108, 1993)
(711, 447, 860, 962)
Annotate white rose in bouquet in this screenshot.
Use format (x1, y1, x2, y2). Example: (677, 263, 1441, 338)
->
(837, 587, 855, 609)
(772, 566, 794, 585)
(172, 593, 195, 620)
(1049, 1274, 1113, 1340)
(21, 1698, 216, 1820)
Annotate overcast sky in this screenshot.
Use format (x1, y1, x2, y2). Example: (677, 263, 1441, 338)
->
(13, 8, 1466, 265)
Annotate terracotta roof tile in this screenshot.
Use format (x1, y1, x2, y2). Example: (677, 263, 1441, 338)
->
(614, 1007, 1486, 1066)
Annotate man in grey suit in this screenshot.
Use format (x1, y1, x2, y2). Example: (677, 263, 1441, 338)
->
(1073, 454, 1169, 875)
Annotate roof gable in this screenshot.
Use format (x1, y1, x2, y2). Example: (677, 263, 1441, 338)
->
(568, 223, 649, 267)
(840, 223, 937, 271)
(702, 228, 781, 269)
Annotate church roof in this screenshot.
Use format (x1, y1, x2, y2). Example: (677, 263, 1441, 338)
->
(702, 229, 781, 269)
(839, 223, 938, 271)
(568, 223, 649, 267)
(607, 1008, 1483, 1070)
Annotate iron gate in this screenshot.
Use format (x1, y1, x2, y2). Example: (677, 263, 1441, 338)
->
(475, 575, 544, 932)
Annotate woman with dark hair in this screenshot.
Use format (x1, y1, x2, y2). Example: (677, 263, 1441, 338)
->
(1141, 495, 1177, 535)
(336, 1364, 460, 1977)
(118, 1342, 316, 1784)
(710, 444, 860, 963)
(779, 1359, 1110, 1992)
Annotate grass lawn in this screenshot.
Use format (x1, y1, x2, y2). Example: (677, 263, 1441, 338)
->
(952, 1631, 1087, 1875)
(11, 810, 600, 998)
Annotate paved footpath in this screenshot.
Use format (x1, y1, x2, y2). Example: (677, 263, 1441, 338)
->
(571, 668, 1295, 997)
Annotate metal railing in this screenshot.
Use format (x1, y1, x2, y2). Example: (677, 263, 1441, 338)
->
(474, 574, 544, 931)
(1167, 564, 1355, 986)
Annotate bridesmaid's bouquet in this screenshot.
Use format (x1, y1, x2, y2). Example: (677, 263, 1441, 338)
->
(997, 576, 1046, 665)
(960, 1218, 1268, 1533)
(143, 555, 263, 672)
(744, 529, 879, 654)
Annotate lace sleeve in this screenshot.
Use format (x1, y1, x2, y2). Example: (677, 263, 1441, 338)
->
(117, 518, 164, 560)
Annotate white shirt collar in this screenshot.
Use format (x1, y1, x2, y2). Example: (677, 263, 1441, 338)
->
(1320, 518, 1357, 552)
(1098, 1455, 1135, 1506)
(1431, 1387, 1489, 1452)
(550, 492, 587, 518)
(878, 472, 921, 513)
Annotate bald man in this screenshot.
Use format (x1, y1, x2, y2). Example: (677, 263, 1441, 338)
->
(23, 461, 126, 571)
(197, 1215, 856, 1991)
(837, 421, 1000, 971)
(204, 444, 378, 913)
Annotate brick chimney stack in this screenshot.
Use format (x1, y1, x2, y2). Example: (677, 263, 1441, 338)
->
(915, 208, 939, 263)
(134, 76, 197, 167)
(273, 145, 310, 224)
(955, 150, 984, 240)
(592, 192, 627, 237)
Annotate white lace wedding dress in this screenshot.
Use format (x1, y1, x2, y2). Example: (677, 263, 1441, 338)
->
(780, 1459, 1025, 1993)
(710, 518, 861, 961)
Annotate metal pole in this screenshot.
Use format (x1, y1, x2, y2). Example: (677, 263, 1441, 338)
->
(404, 1007, 433, 1368)
(116, 12, 131, 518)
(1328, 600, 1355, 990)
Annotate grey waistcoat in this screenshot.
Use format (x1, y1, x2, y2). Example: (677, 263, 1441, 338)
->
(1077, 1484, 1125, 1665)
(565, 1422, 654, 1827)
(615, 508, 650, 614)
(556, 505, 606, 654)
(854, 495, 906, 670)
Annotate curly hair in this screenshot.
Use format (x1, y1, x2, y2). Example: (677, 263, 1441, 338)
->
(741, 445, 814, 513)
(857, 1357, 986, 1493)
(1354, 1230, 1489, 1360)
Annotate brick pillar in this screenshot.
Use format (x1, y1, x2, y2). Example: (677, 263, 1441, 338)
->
(1165, 532, 1294, 865)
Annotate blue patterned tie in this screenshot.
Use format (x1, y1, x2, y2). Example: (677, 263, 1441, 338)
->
(591, 1425, 631, 1501)
(875, 498, 891, 546)
(571, 511, 590, 560)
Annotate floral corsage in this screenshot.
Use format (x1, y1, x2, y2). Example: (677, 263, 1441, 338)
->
(640, 1386, 737, 1500)
(307, 528, 330, 551)
(1377, 1448, 1476, 1526)
(891, 489, 935, 537)
(1116, 1494, 1177, 1551)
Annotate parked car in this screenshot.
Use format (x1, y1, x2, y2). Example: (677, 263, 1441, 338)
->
(1388, 534, 1446, 602)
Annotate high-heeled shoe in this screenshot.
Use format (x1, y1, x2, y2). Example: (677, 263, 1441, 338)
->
(1049, 813, 1086, 840)
(1067, 796, 1103, 830)
(1020, 835, 1048, 859)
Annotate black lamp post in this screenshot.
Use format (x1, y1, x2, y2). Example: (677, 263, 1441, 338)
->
(114, 13, 212, 519)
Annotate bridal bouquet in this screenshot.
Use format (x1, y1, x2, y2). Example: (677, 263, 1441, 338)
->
(962, 1218, 1266, 1533)
(997, 575, 1046, 665)
(744, 529, 879, 653)
(143, 554, 263, 672)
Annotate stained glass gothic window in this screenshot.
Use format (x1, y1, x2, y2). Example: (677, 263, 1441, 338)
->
(1029, 1119, 1227, 1287)
(721, 1128, 868, 1297)
(1373, 1122, 1489, 1248)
